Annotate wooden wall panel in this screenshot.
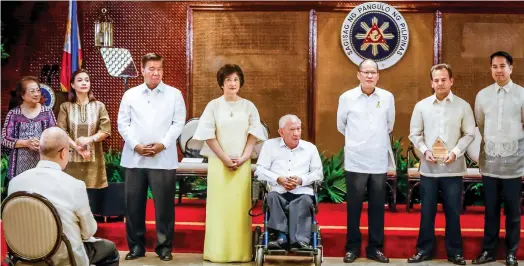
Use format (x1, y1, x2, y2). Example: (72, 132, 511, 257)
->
(191, 11, 310, 139)
(315, 12, 435, 154)
(442, 13, 524, 107)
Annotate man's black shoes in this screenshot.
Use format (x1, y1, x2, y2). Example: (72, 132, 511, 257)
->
(407, 252, 432, 263)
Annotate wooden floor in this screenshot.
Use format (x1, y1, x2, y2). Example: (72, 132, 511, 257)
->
(118, 252, 521, 266)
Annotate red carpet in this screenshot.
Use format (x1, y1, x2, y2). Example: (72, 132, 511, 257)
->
(3, 199, 524, 260)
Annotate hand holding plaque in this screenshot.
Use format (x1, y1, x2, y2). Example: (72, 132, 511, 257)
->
(432, 138, 448, 164)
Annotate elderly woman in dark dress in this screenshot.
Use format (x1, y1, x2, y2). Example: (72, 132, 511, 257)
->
(2, 76, 57, 179)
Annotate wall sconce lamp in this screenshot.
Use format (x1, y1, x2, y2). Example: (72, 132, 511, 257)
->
(94, 8, 113, 47)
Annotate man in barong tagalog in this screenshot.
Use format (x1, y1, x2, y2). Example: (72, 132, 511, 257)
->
(408, 63, 475, 265)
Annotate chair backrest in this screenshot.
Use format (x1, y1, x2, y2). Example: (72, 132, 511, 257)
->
(1, 191, 74, 265)
(178, 118, 206, 159)
(251, 121, 270, 160)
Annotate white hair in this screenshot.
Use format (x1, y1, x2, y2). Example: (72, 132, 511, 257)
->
(278, 114, 302, 129)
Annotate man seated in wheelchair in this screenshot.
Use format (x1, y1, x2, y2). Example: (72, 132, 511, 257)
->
(255, 114, 323, 250)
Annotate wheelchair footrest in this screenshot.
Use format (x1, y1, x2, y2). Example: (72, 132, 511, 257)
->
(290, 248, 315, 256)
(266, 249, 288, 256)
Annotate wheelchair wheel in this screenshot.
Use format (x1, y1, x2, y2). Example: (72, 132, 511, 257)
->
(252, 226, 262, 261)
(313, 247, 322, 266)
(255, 246, 265, 266)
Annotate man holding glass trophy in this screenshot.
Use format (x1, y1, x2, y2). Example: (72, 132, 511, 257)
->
(407, 64, 476, 265)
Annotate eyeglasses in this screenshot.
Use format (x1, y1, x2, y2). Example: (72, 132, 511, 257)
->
(28, 88, 42, 94)
(359, 71, 378, 76)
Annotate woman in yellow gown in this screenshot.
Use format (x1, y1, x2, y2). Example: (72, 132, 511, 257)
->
(193, 64, 266, 262)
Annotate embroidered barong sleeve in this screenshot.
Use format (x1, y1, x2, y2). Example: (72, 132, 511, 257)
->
(336, 94, 348, 135)
(521, 102, 524, 130)
(117, 92, 140, 150)
(474, 93, 485, 136)
(75, 182, 97, 240)
(450, 104, 476, 157)
(160, 91, 186, 149)
(409, 103, 429, 156)
(387, 94, 395, 134)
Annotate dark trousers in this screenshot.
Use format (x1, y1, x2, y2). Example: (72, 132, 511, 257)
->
(125, 168, 177, 255)
(416, 176, 463, 257)
(87, 188, 103, 215)
(84, 239, 120, 266)
(345, 171, 386, 253)
(481, 176, 521, 255)
(266, 191, 314, 244)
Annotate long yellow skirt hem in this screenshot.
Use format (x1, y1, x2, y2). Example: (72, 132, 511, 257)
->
(203, 157, 253, 262)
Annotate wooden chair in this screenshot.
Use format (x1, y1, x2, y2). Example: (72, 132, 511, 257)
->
(386, 168, 398, 212)
(176, 117, 205, 204)
(1, 191, 76, 266)
(461, 153, 482, 212)
(406, 145, 421, 213)
(384, 135, 400, 212)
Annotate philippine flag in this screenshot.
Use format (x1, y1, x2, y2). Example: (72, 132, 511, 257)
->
(60, 0, 83, 92)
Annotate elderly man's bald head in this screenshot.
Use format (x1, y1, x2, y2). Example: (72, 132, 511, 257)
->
(40, 127, 69, 157)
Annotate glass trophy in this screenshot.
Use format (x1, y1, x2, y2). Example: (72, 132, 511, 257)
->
(432, 137, 448, 164)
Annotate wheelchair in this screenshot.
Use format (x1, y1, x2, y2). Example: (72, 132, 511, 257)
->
(250, 178, 323, 266)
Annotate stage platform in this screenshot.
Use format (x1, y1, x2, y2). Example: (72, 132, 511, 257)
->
(3, 199, 524, 260)
(97, 199, 524, 259)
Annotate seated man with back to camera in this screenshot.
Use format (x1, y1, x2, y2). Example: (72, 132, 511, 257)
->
(255, 114, 323, 250)
(7, 127, 119, 266)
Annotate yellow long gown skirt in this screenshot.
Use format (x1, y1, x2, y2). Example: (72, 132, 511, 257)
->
(203, 157, 252, 262)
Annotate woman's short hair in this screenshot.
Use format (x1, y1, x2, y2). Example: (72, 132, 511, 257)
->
(68, 69, 96, 103)
(216, 64, 244, 89)
(14, 76, 40, 106)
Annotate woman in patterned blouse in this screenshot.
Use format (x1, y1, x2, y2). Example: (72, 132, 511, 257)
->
(2, 76, 57, 179)
(57, 69, 111, 215)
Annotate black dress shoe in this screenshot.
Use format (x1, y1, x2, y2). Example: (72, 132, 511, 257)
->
(343, 252, 359, 263)
(159, 253, 173, 261)
(472, 251, 495, 264)
(407, 252, 432, 263)
(506, 254, 518, 266)
(367, 250, 389, 263)
(291, 241, 312, 250)
(125, 252, 145, 260)
(448, 255, 466, 265)
(268, 237, 287, 250)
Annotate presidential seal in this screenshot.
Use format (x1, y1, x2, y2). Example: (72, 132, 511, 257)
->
(39, 83, 56, 109)
(341, 2, 409, 70)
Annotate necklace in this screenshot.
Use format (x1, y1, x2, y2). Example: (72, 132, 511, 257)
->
(225, 97, 241, 117)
